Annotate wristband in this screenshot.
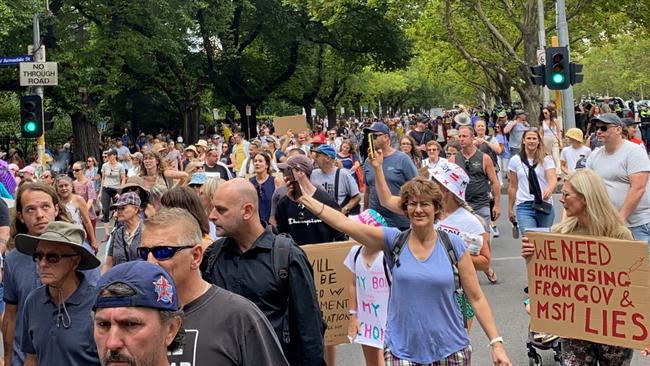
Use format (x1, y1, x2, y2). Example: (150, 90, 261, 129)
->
(348, 309, 357, 315)
(488, 336, 504, 347)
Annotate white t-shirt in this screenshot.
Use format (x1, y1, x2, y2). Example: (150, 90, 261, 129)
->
(560, 145, 591, 174)
(435, 207, 485, 236)
(343, 245, 389, 349)
(421, 157, 448, 171)
(586, 140, 650, 227)
(508, 155, 555, 206)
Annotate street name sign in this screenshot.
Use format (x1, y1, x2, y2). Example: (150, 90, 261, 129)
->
(0, 55, 33, 67)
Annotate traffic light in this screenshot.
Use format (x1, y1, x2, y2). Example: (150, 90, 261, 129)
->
(530, 65, 546, 86)
(20, 95, 43, 138)
(570, 62, 584, 85)
(545, 47, 571, 90)
(44, 110, 54, 131)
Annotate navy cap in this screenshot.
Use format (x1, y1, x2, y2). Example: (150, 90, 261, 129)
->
(363, 122, 390, 135)
(315, 144, 336, 159)
(94, 261, 179, 311)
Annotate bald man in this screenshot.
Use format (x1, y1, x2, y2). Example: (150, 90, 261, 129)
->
(203, 179, 325, 366)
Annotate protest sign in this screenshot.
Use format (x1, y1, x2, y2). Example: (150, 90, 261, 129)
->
(273, 115, 308, 137)
(526, 232, 650, 349)
(303, 241, 356, 346)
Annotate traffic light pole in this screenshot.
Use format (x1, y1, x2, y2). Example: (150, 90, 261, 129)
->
(556, 0, 576, 130)
(33, 12, 46, 169)
(537, 0, 550, 106)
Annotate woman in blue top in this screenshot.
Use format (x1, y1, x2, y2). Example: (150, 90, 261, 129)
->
(287, 167, 511, 365)
(250, 152, 283, 223)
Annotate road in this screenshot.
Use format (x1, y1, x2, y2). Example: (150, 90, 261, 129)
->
(333, 194, 650, 366)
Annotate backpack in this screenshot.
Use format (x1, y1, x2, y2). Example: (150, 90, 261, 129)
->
(201, 233, 293, 343)
(389, 228, 469, 328)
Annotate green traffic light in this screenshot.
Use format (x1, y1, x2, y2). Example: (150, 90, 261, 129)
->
(552, 73, 565, 84)
(24, 121, 37, 133)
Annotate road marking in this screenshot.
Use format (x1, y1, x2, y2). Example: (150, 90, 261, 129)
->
(492, 256, 524, 262)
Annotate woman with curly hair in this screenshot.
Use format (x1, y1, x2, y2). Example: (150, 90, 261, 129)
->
(400, 135, 422, 169)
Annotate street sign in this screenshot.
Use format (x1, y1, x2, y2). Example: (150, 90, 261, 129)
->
(19, 62, 58, 86)
(245, 105, 251, 116)
(0, 55, 33, 67)
(98, 120, 108, 133)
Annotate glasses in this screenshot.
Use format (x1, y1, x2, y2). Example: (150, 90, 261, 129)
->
(596, 124, 613, 132)
(42, 175, 52, 179)
(72, 169, 82, 172)
(371, 133, 383, 139)
(137, 245, 194, 261)
(406, 201, 433, 209)
(86, 160, 93, 163)
(32, 252, 79, 264)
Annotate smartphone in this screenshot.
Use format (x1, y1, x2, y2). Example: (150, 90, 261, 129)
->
(284, 168, 302, 198)
(367, 133, 376, 159)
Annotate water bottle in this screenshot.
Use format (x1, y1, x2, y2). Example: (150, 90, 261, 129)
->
(512, 221, 520, 239)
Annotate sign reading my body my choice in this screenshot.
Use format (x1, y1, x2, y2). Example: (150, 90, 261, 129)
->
(526, 232, 650, 349)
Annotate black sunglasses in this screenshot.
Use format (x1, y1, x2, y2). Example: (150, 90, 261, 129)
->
(32, 252, 79, 264)
(72, 169, 82, 172)
(137, 245, 194, 261)
(596, 124, 612, 132)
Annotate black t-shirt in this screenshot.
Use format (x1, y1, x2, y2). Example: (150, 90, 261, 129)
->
(408, 129, 434, 147)
(168, 285, 288, 366)
(275, 187, 346, 245)
(204, 163, 231, 180)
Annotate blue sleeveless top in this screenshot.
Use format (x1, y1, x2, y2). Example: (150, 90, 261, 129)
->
(250, 176, 275, 223)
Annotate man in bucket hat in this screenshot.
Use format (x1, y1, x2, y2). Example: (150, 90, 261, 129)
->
(93, 261, 183, 366)
(16, 221, 101, 366)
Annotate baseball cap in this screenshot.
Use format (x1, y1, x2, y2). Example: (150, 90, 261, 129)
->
(621, 117, 638, 127)
(19, 166, 35, 175)
(565, 128, 584, 142)
(111, 191, 141, 209)
(93, 261, 179, 311)
(104, 148, 118, 156)
(15, 221, 100, 270)
(590, 113, 623, 127)
(278, 155, 313, 175)
(429, 162, 470, 201)
(363, 122, 390, 135)
(189, 172, 207, 186)
(314, 145, 336, 159)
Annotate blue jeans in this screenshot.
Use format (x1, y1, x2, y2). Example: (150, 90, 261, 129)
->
(516, 201, 555, 235)
(629, 222, 650, 255)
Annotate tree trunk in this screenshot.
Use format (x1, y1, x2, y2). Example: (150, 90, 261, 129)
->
(71, 112, 101, 162)
(326, 107, 337, 129)
(303, 102, 314, 128)
(236, 104, 258, 140)
(182, 102, 200, 144)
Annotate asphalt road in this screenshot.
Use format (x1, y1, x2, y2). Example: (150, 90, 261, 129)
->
(333, 194, 650, 366)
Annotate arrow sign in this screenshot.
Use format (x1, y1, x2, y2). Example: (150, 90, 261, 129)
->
(0, 55, 33, 67)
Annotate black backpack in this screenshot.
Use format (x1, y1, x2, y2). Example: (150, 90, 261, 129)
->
(389, 228, 468, 328)
(201, 233, 294, 343)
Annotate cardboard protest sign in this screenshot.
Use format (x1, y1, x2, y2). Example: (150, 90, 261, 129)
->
(303, 241, 356, 346)
(526, 232, 650, 349)
(273, 115, 308, 137)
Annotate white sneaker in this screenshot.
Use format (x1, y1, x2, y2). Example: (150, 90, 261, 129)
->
(491, 225, 500, 237)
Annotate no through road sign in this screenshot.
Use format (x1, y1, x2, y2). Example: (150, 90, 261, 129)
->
(19, 62, 58, 86)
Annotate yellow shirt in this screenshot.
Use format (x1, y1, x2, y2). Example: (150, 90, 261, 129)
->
(234, 142, 246, 172)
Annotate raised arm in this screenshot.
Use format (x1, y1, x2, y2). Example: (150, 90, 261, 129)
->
(370, 149, 402, 214)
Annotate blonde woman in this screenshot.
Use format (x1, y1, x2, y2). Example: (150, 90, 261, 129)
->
(538, 108, 562, 175)
(521, 169, 635, 365)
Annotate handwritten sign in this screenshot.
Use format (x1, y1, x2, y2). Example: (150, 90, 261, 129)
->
(526, 232, 650, 349)
(303, 241, 356, 346)
(273, 115, 308, 137)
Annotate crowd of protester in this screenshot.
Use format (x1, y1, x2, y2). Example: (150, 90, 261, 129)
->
(0, 99, 647, 366)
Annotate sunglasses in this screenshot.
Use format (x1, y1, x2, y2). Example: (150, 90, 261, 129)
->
(42, 175, 52, 179)
(136, 245, 194, 261)
(596, 124, 612, 132)
(72, 169, 82, 172)
(32, 252, 79, 264)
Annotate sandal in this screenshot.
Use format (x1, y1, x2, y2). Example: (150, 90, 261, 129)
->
(485, 268, 498, 284)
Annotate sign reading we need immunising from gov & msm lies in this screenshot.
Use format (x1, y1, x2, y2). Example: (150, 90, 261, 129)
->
(526, 232, 649, 349)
